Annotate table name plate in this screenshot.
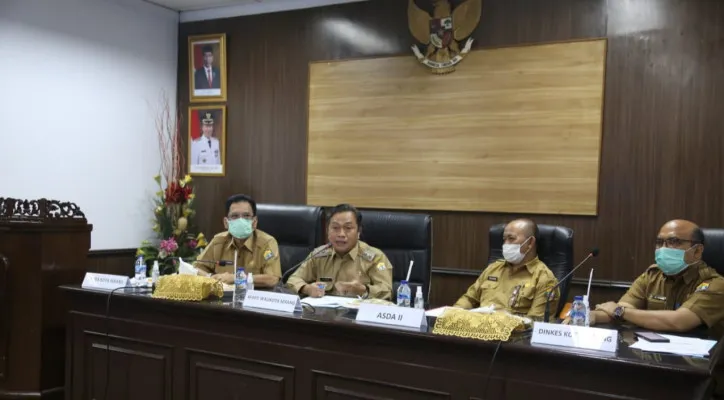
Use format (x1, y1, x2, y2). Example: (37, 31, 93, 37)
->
(356, 304, 427, 329)
(242, 291, 302, 313)
(81, 273, 130, 291)
(531, 322, 618, 353)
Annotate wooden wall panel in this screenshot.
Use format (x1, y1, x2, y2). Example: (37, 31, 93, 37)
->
(87, 249, 135, 276)
(178, 0, 724, 303)
(307, 40, 606, 215)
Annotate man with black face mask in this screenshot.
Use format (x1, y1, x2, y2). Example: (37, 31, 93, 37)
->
(453, 219, 559, 318)
(590, 219, 724, 338)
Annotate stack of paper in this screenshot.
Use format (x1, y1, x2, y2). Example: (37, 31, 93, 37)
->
(301, 295, 357, 308)
(425, 306, 455, 317)
(425, 305, 497, 318)
(629, 334, 717, 357)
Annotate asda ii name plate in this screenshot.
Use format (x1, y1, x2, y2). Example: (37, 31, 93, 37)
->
(242, 291, 302, 313)
(356, 304, 427, 329)
(81, 273, 130, 291)
(531, 322, 618, 353)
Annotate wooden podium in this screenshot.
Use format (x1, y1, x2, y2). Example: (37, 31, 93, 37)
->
(0, 198, 91, 399)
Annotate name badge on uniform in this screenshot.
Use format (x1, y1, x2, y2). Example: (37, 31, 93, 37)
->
(650, 294, 666, 301)
(487, 276, 498, 282)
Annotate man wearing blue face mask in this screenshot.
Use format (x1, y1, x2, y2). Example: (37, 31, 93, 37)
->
(193, 194, 282, 287)
(590, 219, 724, 338)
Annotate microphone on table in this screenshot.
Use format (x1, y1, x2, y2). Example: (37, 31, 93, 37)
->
(543, 247, 599, 323)
(280, 243, 332, 284)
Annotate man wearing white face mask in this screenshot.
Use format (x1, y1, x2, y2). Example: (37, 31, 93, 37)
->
(193, 194, 282, 287)
(590, 220, 724, 338)
(453, 219, 560, 318)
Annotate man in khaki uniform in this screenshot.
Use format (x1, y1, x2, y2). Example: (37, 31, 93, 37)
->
(590, 220, 724, 339)
(287, 204, 393, 300)
(194, 194, 281, 288)
(454, 219, 560, 318)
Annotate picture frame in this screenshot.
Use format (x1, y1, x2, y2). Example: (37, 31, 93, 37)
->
(188, 33, 227, 103)
(188, 105, 227, 176)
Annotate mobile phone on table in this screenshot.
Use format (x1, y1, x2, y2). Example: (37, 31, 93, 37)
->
(634, 331, 670, 343)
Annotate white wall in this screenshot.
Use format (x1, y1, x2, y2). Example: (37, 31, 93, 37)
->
(0, 0, 179, 250)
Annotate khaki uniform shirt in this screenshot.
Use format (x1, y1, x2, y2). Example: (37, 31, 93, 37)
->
(193, 229, 281, 278)
(286, 241, 393, 301)
(620, 262, 724, 338)
(454, 257, 560, 318)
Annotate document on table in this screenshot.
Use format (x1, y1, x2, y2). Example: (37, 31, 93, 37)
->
(629, 334, 717, 357)
(425, 306, 455, 317)
(425, 305, 497, 318)
(301, 295, 357, 308)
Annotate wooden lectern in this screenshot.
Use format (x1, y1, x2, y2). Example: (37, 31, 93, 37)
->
(0, 198, 91, 399)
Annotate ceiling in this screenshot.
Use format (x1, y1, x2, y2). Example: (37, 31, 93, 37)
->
(144, 0, 368, 22)
(146, 0, 261, 12)
(145, 0, 362, 12)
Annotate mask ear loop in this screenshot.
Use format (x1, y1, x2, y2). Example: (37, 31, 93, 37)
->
(520, 236, 533, 256)
(683, 244, 702, 267)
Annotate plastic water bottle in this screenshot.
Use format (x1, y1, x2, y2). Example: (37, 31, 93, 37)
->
(246, 272, 255, 292)
(134, 255, 146, 286)
(233, 267, 247, 306)
(397, 280, 411, 307)
(151, 260, 160, 285)
(570, 295, 589, 326)
(413, 286, 424, 309)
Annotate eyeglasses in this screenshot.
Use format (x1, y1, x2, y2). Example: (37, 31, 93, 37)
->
(655, 237, 700, 248)
(227, 213, 254, 221)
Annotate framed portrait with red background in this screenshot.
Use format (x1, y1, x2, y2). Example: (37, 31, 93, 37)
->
(188, 105, 226, 176)
(188, 33, 227, 103)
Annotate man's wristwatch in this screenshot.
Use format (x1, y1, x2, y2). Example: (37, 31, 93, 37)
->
(612, 305, 626, 322)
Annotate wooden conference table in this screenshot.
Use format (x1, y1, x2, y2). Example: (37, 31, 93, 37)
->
(61, 285, 720, 400)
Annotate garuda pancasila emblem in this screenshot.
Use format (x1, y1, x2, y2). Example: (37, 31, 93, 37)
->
(408, 0, 482, 74)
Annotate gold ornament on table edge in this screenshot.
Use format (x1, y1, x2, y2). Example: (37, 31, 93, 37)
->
(408, 0, 482, 74)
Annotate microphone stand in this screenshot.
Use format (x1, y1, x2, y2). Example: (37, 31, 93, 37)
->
(543, 251, 597, 322)
(281, 243, 331, 283)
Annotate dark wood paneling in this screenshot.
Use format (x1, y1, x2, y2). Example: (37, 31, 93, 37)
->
(83, 331, 172, 400)
(87, 249, 135, 276)
(178, 0, 724, 289)
(312, 371, 451, 400)
(63, 286, 717, 400)
(429, 271, 477, 308)
(0, 216, 90, 400)
(187, 350, 295, 400)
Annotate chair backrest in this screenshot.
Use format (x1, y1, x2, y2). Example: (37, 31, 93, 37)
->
(487, 223, 574, 314)
(702, 228, 724, 275)
(256, 204, 324, 277)
(357, 210, 432, 304)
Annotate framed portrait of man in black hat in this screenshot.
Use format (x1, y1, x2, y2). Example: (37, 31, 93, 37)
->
(189, 33, 227, 103)
(188, 105, 226, 176)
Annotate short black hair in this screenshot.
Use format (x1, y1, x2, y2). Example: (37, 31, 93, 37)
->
(202, 45, 213, 54)
(225, 194, 256, 216)
(328, 203, 362, 227)
(691, 227, 705, 245)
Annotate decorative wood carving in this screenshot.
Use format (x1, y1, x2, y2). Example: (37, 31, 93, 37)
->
(0, 198, 86, 221)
